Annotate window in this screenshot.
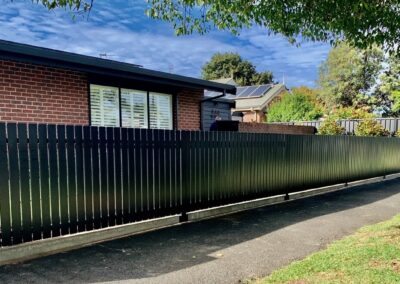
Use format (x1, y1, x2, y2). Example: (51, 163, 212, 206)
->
(90, 85, 120, 127)
(90, 84, 173, 130)
(149, 92, 173, 130)
(121, 89, 148, 128)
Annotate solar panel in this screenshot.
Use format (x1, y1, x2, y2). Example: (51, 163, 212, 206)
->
(239, 86, 258, 97)
(248, 84, 271, 97)
(206, 84, 272, 99)
(235, 87, 248, 97)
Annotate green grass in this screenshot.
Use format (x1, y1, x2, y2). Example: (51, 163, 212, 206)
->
(255, 214, 400, 284)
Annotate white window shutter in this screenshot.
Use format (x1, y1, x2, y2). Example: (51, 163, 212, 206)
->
(149, 92, 173, 130)
(121, 89, 148, 128)
(90, 85, 120, 127)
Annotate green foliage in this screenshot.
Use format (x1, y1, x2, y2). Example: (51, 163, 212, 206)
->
(354, 119, 389, 137)
(145, 1, 400, 53)
(393, 91, 400, 113)
(379, 55, 400, 95)
(331, 106, 373, 119)
(378, 54, 400, 116)
(34, 1, 400, 52)
(251, 71, 274, 86)
(318, 42, 383, 109)
(318, 118, 345, 136)
(201, 53, 273, 86)
(267, 87, 323, 122)
(396, 130, 400, 138)
(35, 0, 92, 11)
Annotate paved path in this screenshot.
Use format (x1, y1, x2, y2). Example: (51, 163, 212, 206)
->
(1, 179, 400, 284)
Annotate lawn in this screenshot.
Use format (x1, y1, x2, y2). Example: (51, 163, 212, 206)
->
(255, 214, 400, 284)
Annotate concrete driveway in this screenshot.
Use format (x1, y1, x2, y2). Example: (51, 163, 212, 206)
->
(1, 178, 400, 284)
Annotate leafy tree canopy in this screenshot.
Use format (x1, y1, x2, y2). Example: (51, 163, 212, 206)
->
(330, 106, 373, 120)
(201, 52, 273, 86)
(35, 0, 93, 12)
(267, 86, 324, 122)
(317, 42, 383, 110)
(379, 55, 400, 115)
(33, 1, 400, 52)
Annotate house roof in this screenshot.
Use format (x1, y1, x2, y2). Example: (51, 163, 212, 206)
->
(233, 84, 286, 111)
(0, 40, 236, 94)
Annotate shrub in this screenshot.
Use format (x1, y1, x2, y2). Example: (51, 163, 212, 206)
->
(396, 130, 400, 137)
(332, 106, 373, 119)
(354, 119, 390, 137)
(318, 118, 345, 135)
(267, 90, 324, 122)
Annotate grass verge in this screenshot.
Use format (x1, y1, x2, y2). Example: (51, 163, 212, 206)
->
(255, 214, 400, 284)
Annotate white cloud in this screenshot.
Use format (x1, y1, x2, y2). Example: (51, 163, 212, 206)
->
(0, 0, 331, 87)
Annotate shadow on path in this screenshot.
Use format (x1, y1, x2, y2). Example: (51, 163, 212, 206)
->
(1, 179, 400, 283)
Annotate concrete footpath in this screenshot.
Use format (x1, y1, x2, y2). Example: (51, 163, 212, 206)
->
(1, 178, 400, 284)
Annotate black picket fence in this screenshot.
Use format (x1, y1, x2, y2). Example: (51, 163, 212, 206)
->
(1, 122, 400, 247)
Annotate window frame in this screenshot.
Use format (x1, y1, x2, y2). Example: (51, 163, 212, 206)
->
(149, 92, 174, 130)
(89, 84, 174, 130)
(89, 84, 120, 127)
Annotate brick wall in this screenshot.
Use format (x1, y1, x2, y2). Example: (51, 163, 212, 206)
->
(238, 122, 316, 135)
(242, 111, 265, 123)
(177, 88, 203, 130)
(0, 59, 203, 129)
(0, 60, 88, 125)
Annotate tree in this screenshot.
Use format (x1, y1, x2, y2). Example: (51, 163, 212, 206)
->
(317, 42, 383, 110)
(33, 1, 400, 52)
(251, 71, 274, 86)
(201, 53, 273, 86)
(393, 91, 400, 114)
(379, 54, 400, 116)
(331, 107, 372, 120)
(267, 87, 323, 122)
(35, 0, 93, 12)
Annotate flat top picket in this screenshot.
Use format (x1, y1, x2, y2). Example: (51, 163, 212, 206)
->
(0, 123, 11, 246)
(18, 123, 31, 242)
(7, 123, 22, 244)
(1, 122, 400, 248)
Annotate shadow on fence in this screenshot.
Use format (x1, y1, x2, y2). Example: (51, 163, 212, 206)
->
(0, 122, 400, 247)
(1, 178, 399, 282)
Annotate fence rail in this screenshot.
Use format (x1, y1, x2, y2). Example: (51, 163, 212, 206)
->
(1, 122, 400, 247)
(272, 118, 400, 134)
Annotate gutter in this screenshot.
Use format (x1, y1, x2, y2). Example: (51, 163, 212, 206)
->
(201, 90, 228, 102)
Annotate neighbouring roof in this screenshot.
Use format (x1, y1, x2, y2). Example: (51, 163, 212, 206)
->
(233, 84, 286, 111)
(0, 40, 236, 94)
(211, 78, 238, 86)
(203, 89, 236, 103)
(204, 83, 285, 107)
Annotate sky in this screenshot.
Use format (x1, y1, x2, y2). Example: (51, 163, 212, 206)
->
(0, 0, 332, 87)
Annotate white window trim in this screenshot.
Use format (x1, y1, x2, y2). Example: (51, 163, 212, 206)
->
(90, 84, 120, 127)
(90, 84, 174, 130)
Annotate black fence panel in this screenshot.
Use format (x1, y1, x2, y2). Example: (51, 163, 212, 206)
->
(0, 122, 400, 247)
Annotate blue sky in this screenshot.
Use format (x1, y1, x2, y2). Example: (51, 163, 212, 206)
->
(0, 0, 331, 87)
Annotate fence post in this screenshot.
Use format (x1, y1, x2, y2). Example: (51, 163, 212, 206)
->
(179, 131, 190, 222)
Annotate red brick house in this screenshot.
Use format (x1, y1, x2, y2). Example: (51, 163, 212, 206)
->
(0, 40, 235, 130)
